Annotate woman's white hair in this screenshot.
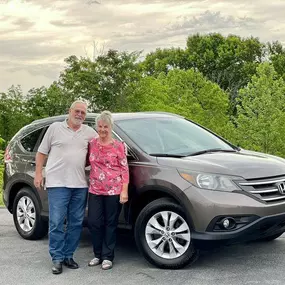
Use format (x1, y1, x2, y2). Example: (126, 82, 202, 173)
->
(96, 110, 114, 128)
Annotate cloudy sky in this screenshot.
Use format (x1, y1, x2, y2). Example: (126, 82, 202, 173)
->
(1, 0, 285, 93)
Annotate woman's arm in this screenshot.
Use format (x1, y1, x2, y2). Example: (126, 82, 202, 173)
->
(119, 142, 129, 204)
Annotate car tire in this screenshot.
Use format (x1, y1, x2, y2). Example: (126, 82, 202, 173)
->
(13, 187, 48, 240)
(257, 232, 284, 242)
(134, 197, 199, 269)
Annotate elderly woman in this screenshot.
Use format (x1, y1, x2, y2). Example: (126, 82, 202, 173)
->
(87, 111, 129, 270)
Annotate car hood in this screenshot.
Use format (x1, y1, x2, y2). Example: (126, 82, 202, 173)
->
(156, 150, 285, 179)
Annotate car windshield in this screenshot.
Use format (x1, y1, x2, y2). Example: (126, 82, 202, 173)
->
(116, 117, 234, 156)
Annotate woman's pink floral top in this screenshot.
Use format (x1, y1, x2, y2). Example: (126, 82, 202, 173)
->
(88, 138, 129, 195)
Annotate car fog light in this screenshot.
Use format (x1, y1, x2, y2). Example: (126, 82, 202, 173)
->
(223, 219, 230, 229)
(209, 215, 259, 232)
(221, 217, 236, 230)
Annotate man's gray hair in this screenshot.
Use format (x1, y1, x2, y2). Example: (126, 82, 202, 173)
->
(70, 100, 88, 109)
(96, 111, 114, 128)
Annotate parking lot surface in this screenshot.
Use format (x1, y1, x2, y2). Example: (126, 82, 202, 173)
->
(1, 208, 285, 285)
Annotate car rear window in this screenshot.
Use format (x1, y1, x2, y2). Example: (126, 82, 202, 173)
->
(20, 128, 43, 152)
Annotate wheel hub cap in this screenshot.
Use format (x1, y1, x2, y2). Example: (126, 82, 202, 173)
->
(145, 211, 191, 259)
(17, 196, 36, 232)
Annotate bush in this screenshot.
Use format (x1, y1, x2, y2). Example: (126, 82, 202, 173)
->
(0, 137, 5, 206)
(0, 170, 3, 206)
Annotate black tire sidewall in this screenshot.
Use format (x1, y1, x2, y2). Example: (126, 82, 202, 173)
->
(135, 198, 198, 269)
(13, 188, 43, 240)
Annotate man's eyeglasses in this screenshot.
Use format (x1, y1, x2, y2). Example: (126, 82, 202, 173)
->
(73, 109, 86, 116)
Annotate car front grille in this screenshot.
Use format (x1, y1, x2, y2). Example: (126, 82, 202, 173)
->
(237, 176, 285, 203)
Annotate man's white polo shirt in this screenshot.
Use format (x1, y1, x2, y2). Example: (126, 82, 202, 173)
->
(38, 120, 97, 188)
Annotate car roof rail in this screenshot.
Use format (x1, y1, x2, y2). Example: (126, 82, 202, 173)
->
(139, 111, 183, 118)
(31, 115, 68, 125)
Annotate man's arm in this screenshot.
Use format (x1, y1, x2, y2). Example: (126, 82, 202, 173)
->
(34, 152, 47, 190)
(34, 123, 55, 189)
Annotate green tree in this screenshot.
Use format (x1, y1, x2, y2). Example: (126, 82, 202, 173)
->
(0, 136, 4, 166)
(0, 137, 4, 177)
(139, 48, 189, 76)
(0, 136, 4, 205)
(0, 85, 29, 143)
(139, 33, 265, 118)
(25, 82, 73, 120)
(186, 33, 265, 94)
(59, 50, 141, 112)
(268, 40, 285, 79)
(126, 69, 234, 139)
(140, 33, 265, 99)
(235, 63, 285, 156)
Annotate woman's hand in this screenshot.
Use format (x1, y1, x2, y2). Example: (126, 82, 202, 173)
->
(120, 184, 128, 204)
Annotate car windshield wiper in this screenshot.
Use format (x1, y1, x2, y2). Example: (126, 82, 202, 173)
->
(149, 153, 186, 158)
(188, 148, 237, 156)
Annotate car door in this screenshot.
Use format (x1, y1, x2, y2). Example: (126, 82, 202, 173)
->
(23, 126, 49, 213)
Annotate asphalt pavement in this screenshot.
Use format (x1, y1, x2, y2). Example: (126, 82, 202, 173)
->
(1, 207, 285, 285)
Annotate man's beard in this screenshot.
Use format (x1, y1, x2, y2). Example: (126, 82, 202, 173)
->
(70, 117, 83, 126)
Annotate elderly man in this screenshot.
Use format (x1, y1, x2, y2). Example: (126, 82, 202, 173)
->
(34, 100, 97, 274)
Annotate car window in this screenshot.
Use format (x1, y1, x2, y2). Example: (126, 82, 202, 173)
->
(116, 117, 233, 155)
(85, 121, 96, 130)
(86, 120, 117, 140)
(86, 120, 135, 159)
(20, 128, 44, 153)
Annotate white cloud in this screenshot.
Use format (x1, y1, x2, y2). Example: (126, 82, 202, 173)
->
(0, 0, 285, 93)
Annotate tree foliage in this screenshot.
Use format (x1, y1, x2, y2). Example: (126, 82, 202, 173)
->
(59, 50, 141, 112)
(186, 33, 265, 93)
(26, 83, 72, 120)
(0, 136, 4, 166)
(140, 34, 265, 98)
(268, 41, 285, 80)
(2, 33, 285, 159)
(235, 63, 285, 155)
(0, 86, 29, 143)
(140, 48, 189, 76)
(0, 136, 4, 205)
(126, 69, 233, 137)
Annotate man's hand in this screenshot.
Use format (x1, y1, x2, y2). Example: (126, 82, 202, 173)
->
(34, 173, 43, 190)
(34, 152, 47, 190)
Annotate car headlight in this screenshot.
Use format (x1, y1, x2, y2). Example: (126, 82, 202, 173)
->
(178, 170, 241, 192)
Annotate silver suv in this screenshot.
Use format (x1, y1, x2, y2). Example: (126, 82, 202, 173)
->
(3, 112, 285, 269)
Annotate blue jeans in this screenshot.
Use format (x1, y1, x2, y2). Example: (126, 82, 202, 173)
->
(47, 187, 88, 262)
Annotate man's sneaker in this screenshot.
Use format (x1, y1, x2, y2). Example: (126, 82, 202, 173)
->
(101, 260, 113, 270)
(88, 257, 100, 267)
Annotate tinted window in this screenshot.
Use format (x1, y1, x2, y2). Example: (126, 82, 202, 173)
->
(116, 117, 233, 155)
(20, 128, 43, 152)
(86, 121, 96, 129)
(86, 121, 118, 140)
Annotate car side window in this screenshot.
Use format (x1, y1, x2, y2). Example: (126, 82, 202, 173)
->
(20, 128, 44, 153)
(86, 120, 136, 160)
(85, 121, 96, 130)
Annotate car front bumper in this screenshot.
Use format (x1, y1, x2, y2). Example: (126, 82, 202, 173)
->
(192, 212, 285, 245)
(180, 186, 285, 245)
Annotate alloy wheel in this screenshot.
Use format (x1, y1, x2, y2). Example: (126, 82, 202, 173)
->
(16, 196, 36, 232)
(145, 210, 191, 259)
